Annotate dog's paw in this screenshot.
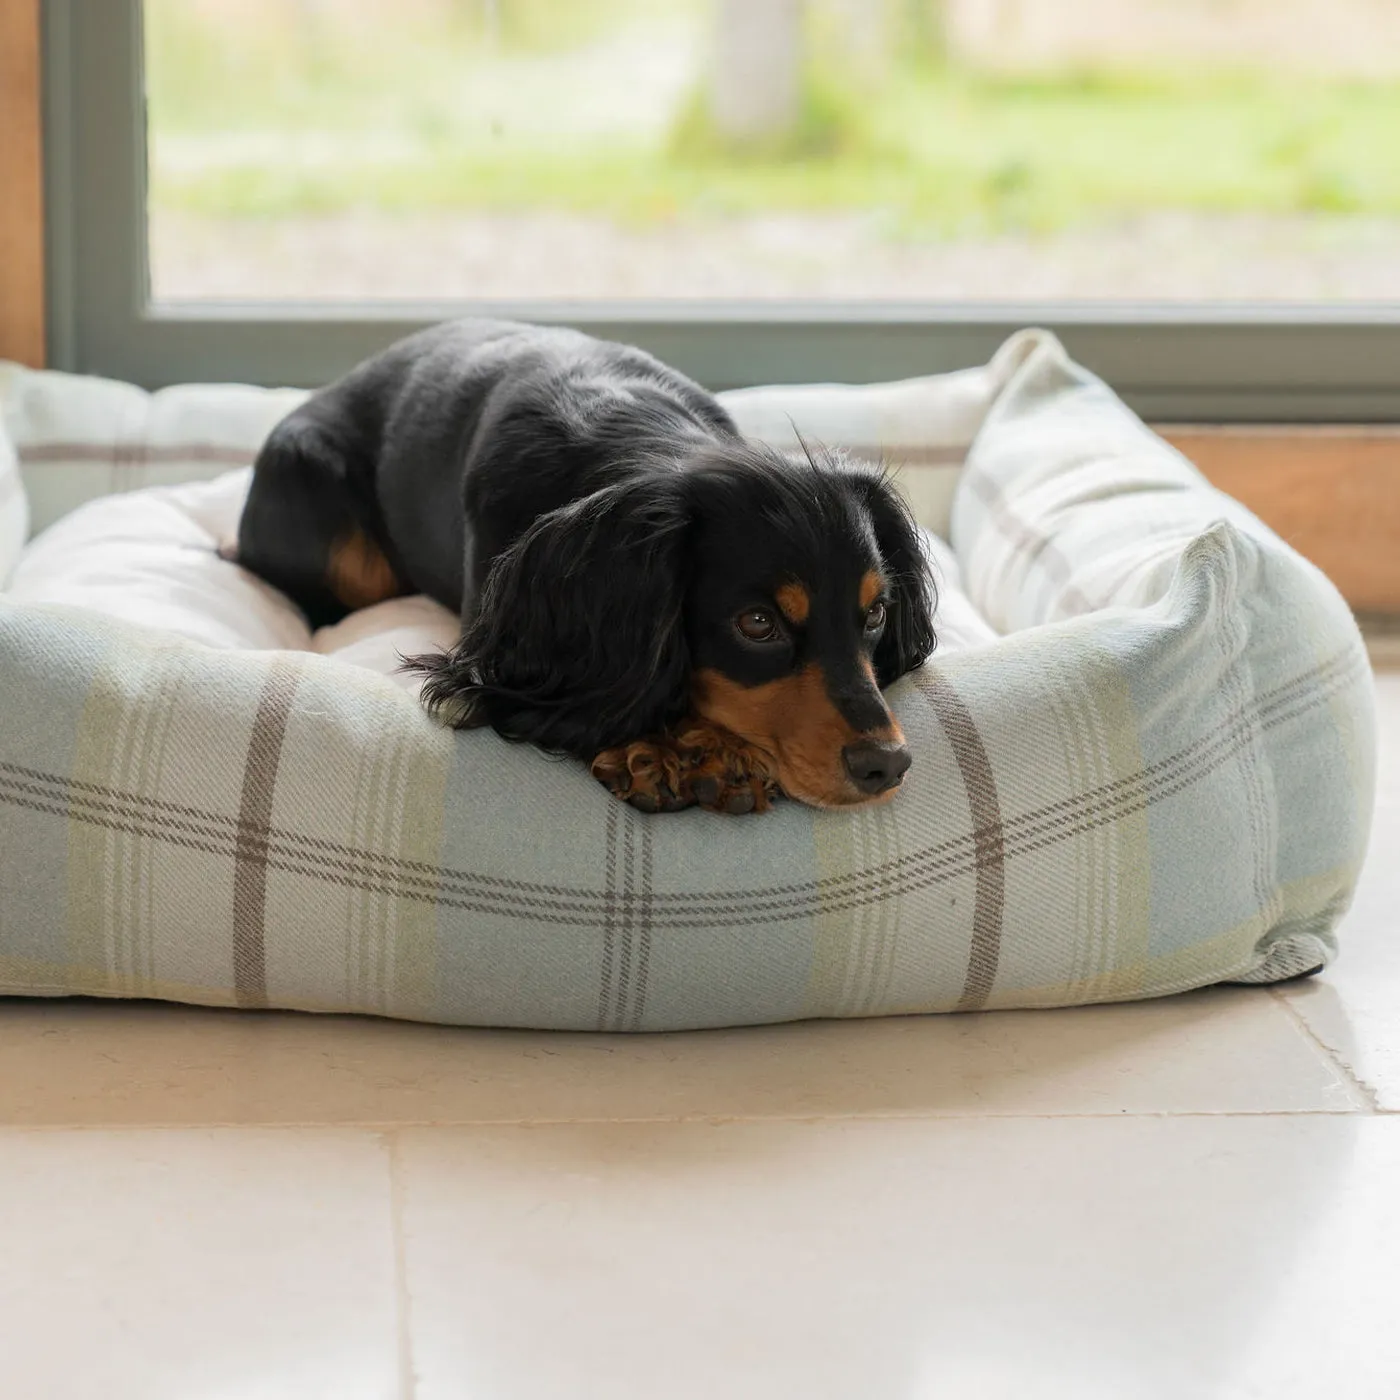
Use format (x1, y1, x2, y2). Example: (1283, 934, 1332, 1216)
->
(591, 738, 692, 813)
(671, 719, 782, 814)
(591, 721, 782, 815)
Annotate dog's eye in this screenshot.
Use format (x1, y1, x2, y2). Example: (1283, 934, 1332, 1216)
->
(736, 609, 780, 643)
(864, 601, 888, 633)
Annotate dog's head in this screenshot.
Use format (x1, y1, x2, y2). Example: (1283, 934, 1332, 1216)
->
(415, 441, 936, 808)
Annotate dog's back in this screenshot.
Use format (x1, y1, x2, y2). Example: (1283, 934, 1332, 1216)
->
(235, 318, 737, 627)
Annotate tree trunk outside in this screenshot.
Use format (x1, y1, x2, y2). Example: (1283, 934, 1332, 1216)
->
(709, 0, 804, 143)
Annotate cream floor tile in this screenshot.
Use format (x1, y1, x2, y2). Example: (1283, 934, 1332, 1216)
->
(396, 1115, 1400, 1400)
(0, 978, 1360, 1126)
(0, 1128, 402, 1400)
(1281, 672, 1400, 1107)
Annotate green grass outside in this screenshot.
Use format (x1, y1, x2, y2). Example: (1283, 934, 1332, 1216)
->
(145, 0, 1400, 236)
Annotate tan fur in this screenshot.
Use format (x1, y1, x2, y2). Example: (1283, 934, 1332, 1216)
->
(327, 531, 405, 611)
(774, 581, 811, 626)
(692, 665, 903, 808)
(860, 570, 885, 609)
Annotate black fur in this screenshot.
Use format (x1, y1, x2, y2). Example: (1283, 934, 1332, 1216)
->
(235, 318, 937, 770)
(857, 469, 939, 688)
(416, 474, 693, 753)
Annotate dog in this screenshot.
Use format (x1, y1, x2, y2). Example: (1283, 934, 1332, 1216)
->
(232, 319, 936, 813)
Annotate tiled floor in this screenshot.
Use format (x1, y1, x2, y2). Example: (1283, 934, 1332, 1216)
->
(3, 674, 1397, 1400)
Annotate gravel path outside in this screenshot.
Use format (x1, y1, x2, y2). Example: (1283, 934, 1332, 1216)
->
(150, 208, 1400, 304)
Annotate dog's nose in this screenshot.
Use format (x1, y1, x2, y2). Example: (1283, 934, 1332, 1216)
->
(842, 740, 912, 795)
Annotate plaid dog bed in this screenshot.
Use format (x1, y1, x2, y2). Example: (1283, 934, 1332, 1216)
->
(0, 331, 1375, 1029)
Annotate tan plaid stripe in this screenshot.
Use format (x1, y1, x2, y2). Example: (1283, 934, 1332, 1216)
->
(596, 798, 621, 1029)
(629, 812, 656, 1031)
(913, 671, 1006, 1011)
(611, 807, 638, 1028)
(16, 442, 256, 468)
(962, 468, 1098, 615)
(231, 660, 300, 1007)
(0, 643, 1364, 932)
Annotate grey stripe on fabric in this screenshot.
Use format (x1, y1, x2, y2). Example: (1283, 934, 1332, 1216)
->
(16, 442, 257, 468)
(596, 798, 620, 1030)
(628, 817, 655, 1032)
(231, 660, 300, 1007)
(914, 670, 1007, 1011)
(0, 646, 1365, 930)
(611, 813, 637, 1031)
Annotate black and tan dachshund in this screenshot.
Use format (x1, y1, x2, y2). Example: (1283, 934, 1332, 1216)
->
(232, 319, 936, 813)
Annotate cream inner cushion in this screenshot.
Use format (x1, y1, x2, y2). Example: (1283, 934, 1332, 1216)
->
(8, 469, 998, 680)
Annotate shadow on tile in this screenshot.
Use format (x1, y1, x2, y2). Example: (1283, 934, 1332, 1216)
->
(0, 979, 1360, 1126)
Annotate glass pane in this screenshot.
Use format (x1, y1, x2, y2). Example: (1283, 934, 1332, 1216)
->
(144, 0, 1400, 303)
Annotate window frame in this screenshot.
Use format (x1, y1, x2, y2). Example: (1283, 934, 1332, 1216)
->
(41, 0, 1400, 418)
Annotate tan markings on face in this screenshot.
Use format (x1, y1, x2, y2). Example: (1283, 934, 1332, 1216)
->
(327, 530, 406, 611)
(693, 664, 902, 808)
(774, 581, 810, 626)
(860, 570, 885, 610)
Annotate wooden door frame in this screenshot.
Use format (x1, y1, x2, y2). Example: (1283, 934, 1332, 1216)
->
(0, 0, 45, 367)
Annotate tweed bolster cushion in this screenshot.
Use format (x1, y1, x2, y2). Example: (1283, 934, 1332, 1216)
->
(0, 331, 1375, 1029)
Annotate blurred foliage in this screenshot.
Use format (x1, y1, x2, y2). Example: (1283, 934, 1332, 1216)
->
(144, 0, 1400, 235)
(667, 71, 891, 165)
(477, 0, 673, 51)
(144, 0, 681, 128)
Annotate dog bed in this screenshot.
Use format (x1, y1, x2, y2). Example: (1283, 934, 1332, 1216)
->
(0, 331, 1375, 1030)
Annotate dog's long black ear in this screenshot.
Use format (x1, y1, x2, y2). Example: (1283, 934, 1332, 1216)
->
(861, 473, 938, 685)
(408, 477, 691, 757)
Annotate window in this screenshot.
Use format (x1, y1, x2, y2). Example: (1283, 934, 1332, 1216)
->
(43, 0, 1400, 417)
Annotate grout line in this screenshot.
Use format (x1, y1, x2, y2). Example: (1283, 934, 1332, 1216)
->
(383, 1130, 418, 1400)
(1269, 986, 1383, 1114)
(0, 1106, 1391, 1131)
